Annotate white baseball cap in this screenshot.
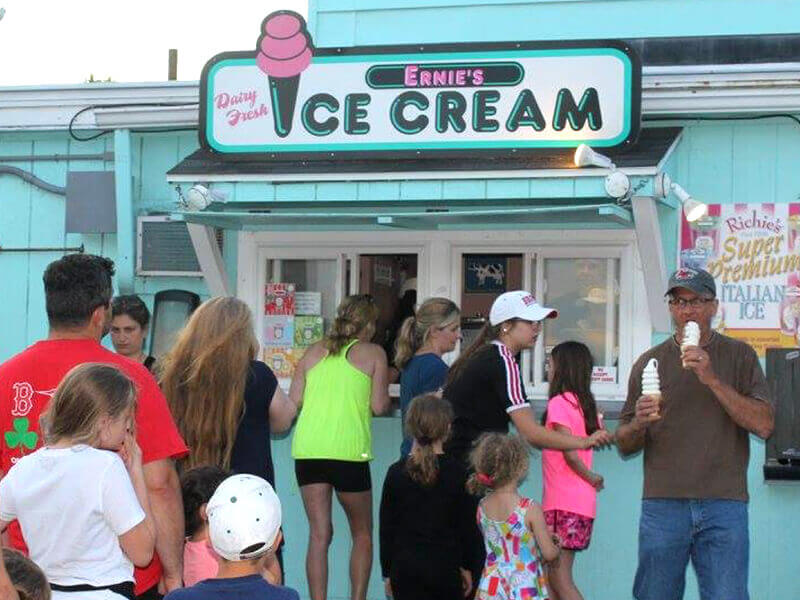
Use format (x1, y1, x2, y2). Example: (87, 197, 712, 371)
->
(207, 474, 282, 562)
(489, 290, 558, 325)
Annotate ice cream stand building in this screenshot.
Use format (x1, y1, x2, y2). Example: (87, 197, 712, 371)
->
(2, 1, 800, 598)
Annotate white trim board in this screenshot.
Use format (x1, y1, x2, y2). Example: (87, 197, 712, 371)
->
(166, 166, 658, 183)
(2, 65, 799, 130)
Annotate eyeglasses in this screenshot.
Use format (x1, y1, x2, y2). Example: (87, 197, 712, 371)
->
(668, 297, 715, 308)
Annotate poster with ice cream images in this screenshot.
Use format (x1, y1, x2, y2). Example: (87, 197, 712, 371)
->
(263, 315, 294, 347)
(294, 316, 324, 348)
(265, 283, 295, 315)
(262, 347, 304, 379)
(679, 203, 800, 357)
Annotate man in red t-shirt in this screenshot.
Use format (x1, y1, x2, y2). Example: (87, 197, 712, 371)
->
(0, 254, 189, 598)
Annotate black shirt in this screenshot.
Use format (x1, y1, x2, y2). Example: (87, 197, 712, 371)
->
(230, 360, 279, 487)
(379, 454, 480, 577)
(444, 341, 530, 462)
(143, 355, 156, 373)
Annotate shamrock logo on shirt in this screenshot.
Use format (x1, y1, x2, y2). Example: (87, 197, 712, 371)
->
(4, 418, 38, 450)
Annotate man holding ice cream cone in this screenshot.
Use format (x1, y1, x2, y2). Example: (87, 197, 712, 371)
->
(616, 267, 774, 600)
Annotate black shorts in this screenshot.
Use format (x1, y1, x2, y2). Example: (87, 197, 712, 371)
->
(294, 459, 371, 493)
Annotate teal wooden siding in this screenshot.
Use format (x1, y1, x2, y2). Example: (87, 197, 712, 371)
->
(310, 0, 800, 47)
(0, 131, 208, 362)
(273, 418, 791, 600)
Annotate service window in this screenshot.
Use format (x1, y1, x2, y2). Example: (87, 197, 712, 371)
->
(539, 257, 620, 381)
(254, 244, 423, 384)
(357, 254, 418, 369)
(529, 247, 633, 398)
(258, 252, 348, 379)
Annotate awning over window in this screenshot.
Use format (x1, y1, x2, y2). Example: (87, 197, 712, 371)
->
(164, 127, 682, 231)
(171, 200, 633, 230)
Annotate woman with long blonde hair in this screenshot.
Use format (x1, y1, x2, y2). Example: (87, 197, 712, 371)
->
(160, 297, 296, 483)
(290, 294, 390, 600)
(394, 297, 461, 456)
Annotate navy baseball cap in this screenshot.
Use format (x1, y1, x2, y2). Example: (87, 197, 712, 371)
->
(666, 267, 716, 298)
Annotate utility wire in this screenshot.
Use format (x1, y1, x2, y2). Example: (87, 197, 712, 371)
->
(68, 103, 199, 142)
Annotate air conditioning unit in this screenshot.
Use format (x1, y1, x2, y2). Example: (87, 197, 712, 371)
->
(137, 216, 222, 276)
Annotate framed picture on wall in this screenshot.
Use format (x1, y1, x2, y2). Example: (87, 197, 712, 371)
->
(464, 255, 508, 293)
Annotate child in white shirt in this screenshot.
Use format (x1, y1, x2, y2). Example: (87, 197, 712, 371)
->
(0, 363, 155, 600)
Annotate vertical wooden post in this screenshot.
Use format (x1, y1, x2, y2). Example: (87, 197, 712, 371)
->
(168, 49, 178, 81)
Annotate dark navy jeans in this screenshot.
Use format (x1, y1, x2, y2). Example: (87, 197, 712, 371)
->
(633, 498, 749, 600)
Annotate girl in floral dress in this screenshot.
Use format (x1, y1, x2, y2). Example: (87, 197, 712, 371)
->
(468, 433, 560, 600)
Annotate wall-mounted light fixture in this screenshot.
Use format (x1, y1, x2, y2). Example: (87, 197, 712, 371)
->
(574, 143, 615, 169)
(654, 173, 708, 223)
(175, 183, 227, 211)
(573, 143, 630, 200)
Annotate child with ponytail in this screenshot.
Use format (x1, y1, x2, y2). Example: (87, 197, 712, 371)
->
(379, 394, 477, 600)
(468, 433, 559, 600)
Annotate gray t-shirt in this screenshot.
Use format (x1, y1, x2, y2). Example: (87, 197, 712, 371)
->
(621, 333, 770, 501)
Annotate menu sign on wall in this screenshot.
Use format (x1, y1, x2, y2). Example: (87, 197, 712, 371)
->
(199, 10, 641, 160)
(680, 203, 800, 356)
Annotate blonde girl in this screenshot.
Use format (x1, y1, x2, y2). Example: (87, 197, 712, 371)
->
(379, 394, 476, 600)
(394, 297, 461, 456)
(290, 294, 390, 600)
(0, 363, 155, 600)
(160, 296, 296, 482)
(468, 433, 559, 600)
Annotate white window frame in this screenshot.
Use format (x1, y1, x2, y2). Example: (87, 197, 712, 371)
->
(238, 229, 649, 401)
(449, 230, 645, 402)
(530, 245, 634, 400)
(237, 231, 428, 388)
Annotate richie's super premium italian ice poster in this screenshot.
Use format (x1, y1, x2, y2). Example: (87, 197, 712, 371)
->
(680, 203, 800, 356)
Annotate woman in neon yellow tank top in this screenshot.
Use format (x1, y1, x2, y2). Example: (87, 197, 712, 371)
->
(290, 294, 391, 600)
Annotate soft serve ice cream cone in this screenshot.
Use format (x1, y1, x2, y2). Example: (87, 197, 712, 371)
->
(681, 321, 701, 367)
(256, 11, 313, 138)
(641, 358, 662, 419)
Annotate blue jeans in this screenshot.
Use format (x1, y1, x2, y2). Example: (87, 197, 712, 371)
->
(633, 499, 749, 600)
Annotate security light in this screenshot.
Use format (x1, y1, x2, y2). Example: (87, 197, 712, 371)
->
(573, 144, 615, 169)
(573, 144, 629, 199)
(185, 184, 213, 211)
(654, 173, 708, 223)
(175, 184, 227, 211)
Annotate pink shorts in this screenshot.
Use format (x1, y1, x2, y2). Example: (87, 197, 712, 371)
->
(544, 509, 594, 551)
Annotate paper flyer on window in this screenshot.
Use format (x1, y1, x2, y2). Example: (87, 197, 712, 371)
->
(679, 203, 800, 357)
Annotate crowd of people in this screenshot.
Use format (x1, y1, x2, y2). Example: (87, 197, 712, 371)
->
(0, 253, 773, 600)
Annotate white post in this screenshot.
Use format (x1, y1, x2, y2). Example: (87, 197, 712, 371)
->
(187, 223, 230, 297)
(632, 196, 671, 332)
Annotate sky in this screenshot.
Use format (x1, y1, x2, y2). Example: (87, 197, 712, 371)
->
(0, 0, 308, 86)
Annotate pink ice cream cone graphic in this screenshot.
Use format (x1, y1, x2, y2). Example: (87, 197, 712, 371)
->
(257, 11, 313, 138)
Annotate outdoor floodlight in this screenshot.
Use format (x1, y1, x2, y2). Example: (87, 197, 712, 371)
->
(604, 170, 631, 199)
(654, 173, 708, 223)
(573, 144, 616, 169)
(175, 183, 227, 212)
(573, 144, 629, 199)
(185, 184, 213, 211)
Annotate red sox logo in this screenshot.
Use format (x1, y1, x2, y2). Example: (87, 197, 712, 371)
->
(674, 268, 698, 281)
